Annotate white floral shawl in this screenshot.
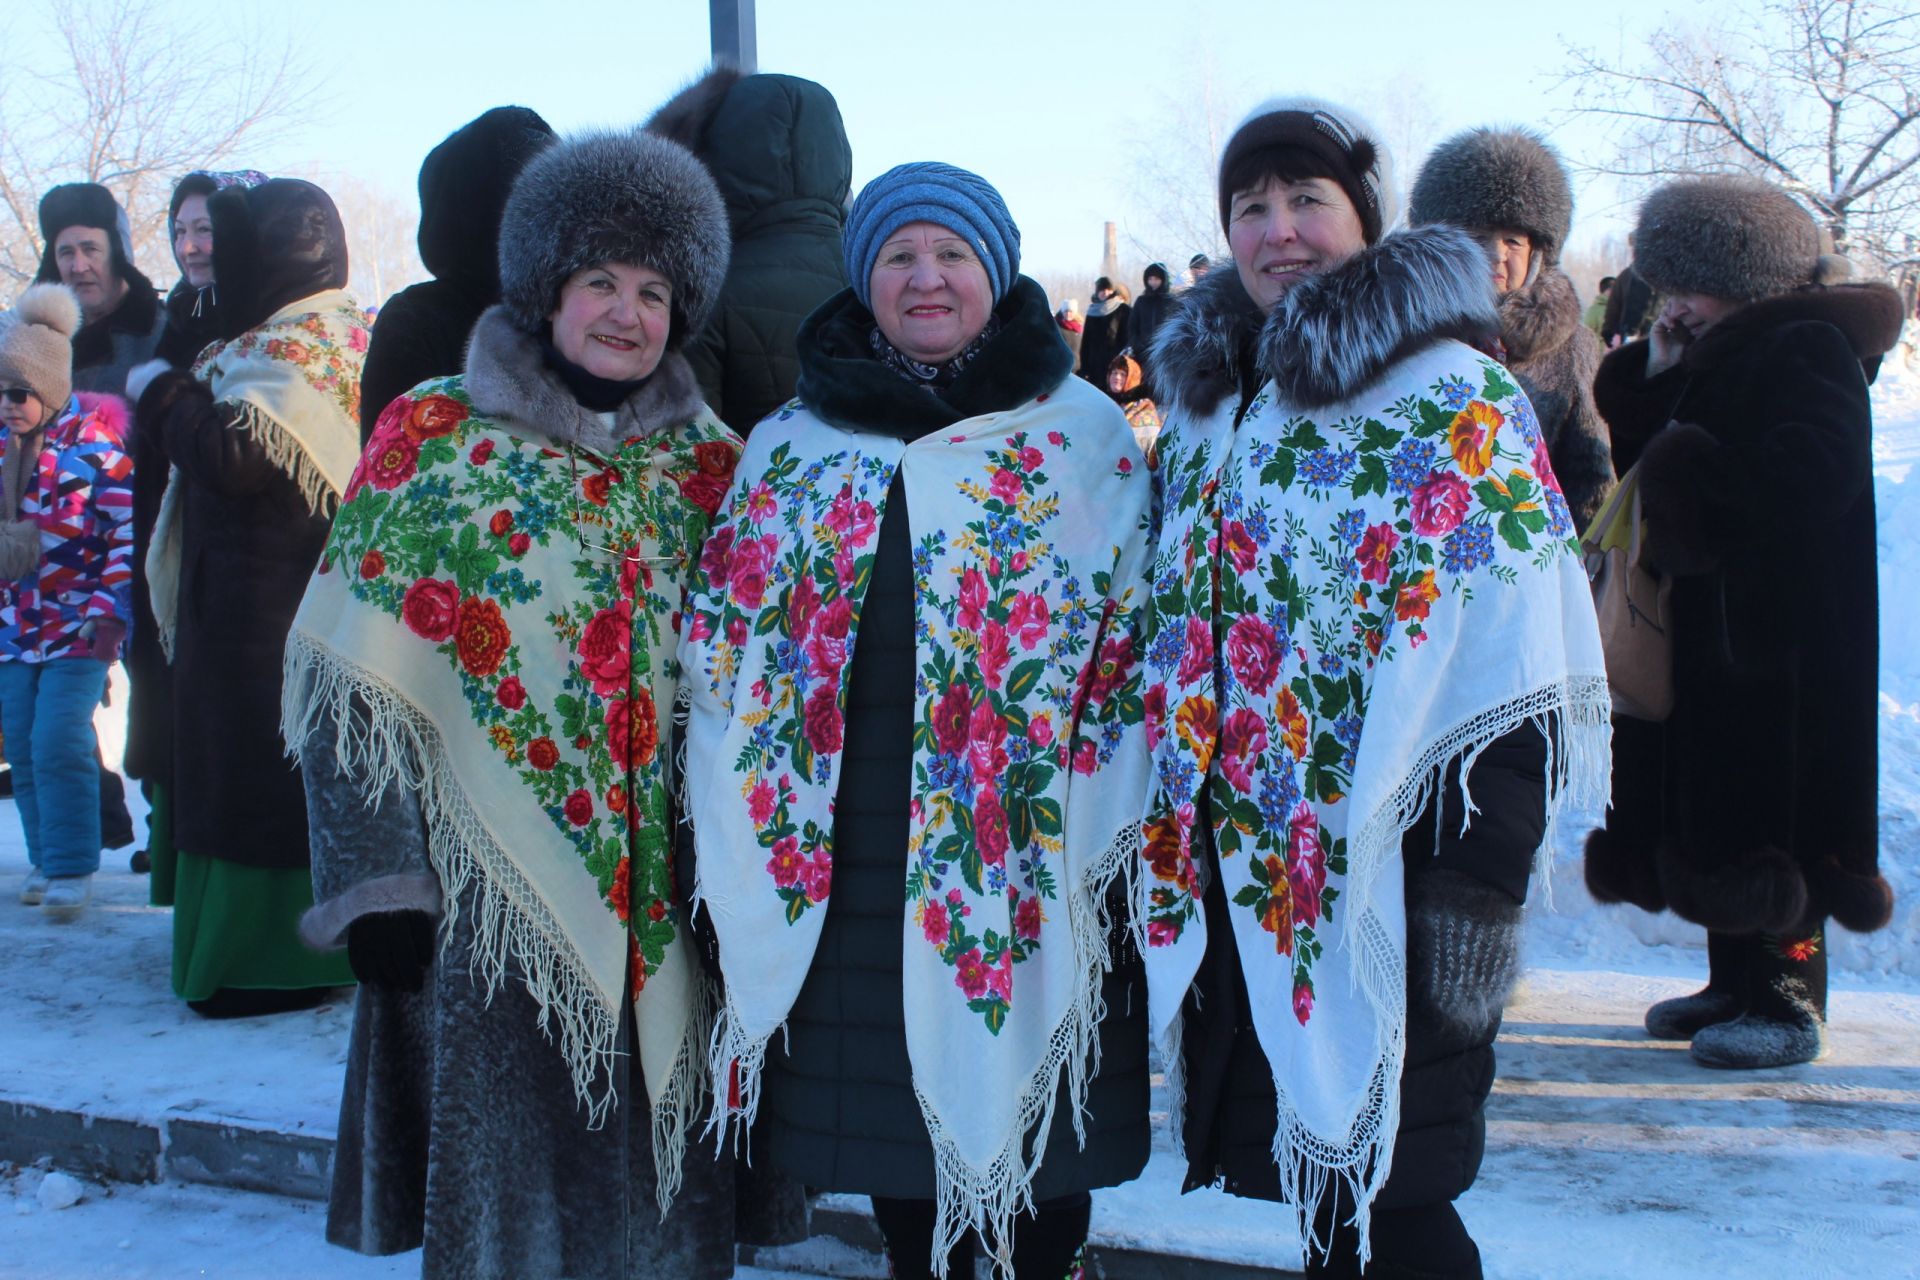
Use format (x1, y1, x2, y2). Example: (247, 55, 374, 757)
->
(681, 377, 1151, 1271)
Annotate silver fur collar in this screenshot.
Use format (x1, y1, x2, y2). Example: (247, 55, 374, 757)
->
(1152, 225, 1499, 417)
(462, 305, 707, 456)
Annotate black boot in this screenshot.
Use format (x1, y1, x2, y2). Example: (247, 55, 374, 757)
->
(1644, 930, 1750, 1039)
(187, 987, 332, 1019)
(1692, 917, 1827, 1069)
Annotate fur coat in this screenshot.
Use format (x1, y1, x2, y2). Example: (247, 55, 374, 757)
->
(1585, 283, 1905, 936)
(1498, 267, 1613, 531)
(298, 317, 807, 1279)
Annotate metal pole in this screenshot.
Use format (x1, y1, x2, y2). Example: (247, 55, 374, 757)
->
(710, 0, 758, 72)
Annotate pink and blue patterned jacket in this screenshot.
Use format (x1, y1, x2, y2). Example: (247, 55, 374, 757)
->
(0, 392, 135, 662)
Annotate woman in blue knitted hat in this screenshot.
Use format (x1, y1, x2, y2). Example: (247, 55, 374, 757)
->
(682, 161, 1154, 1278)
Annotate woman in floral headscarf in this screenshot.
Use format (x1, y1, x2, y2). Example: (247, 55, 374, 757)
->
(683, 162, 1154, 1279)
(1140, 98, 1608, 1279)
(133, 176, 364, 1015)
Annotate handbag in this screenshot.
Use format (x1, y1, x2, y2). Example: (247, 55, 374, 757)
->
(1581, 463, 1674, 721)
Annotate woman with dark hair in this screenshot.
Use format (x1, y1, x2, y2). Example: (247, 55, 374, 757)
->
(1584, 175, 1903, 1069)
(134, 178, 365, 1016)
(1141, 98, 1608, 1279)
(288, 129, 769, 1279)
(1076, 275, 1130, 387)
(683, 161, 1153, 1278)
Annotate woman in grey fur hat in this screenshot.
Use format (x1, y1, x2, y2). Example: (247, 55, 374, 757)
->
(1584, 174, 1904, 1070)
(1141, 96, 1608, 1280)
(285, 129, 798, 1279)
(1409, 127, 1616, 530)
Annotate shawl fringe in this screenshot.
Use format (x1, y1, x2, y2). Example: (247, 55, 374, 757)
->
(282, 633, 622, 1126)
(1265, 675, 1610, 1268)
(232, 400, 341, 517)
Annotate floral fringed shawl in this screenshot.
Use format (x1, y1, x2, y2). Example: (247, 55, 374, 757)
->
(681, 376, 1151, 1273)
(1141, 340, 1610, 1262)
(283, 378, 739, 1209)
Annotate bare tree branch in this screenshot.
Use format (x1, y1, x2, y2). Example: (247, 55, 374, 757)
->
(1560, 0, 1920, 283)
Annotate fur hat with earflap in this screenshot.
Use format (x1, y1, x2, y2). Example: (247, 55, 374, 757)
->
(0, 283, 83, 413)
(1632, 175, 1820, 302)
(1408, 128, 1574, 268)
(496, 129, 730, 347)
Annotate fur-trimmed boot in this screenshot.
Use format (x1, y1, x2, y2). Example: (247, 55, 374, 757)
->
(1691, 919, 1827, 1069)
(1644, 930, 1749, 1039)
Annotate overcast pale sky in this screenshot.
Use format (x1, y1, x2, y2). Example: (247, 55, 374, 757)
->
(24, 0, 1731, 287)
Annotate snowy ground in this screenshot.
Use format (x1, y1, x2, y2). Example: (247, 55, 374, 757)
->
(1, 357, 1918, 1277)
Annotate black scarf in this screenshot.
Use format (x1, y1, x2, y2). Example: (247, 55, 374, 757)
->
(540, 335, 651, 412)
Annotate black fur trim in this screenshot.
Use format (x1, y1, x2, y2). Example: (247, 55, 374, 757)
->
(1812, 857, 1895, 933)
(643, 65, 744, 149)
(463, 306, 708, 456)
(1259, 225, 1499, 409)
(1658, 842, 1808, 934)
(1584, 826, 1667, 913)
(1635, 421, 1724, 576)
(496, 130, 729, 345)
(1409, 128, 1574, 262)
(794, 275, 1073, 435)
(1149, 267, 1265, 420)
(1683, 282, 1909, 374)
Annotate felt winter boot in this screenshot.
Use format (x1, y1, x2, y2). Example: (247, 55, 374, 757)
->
(1644, 930, 1750, 1039)
(1691, 919, 1827, 1069)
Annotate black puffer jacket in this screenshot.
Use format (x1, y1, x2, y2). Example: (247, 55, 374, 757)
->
(135, 179, 355, 869)
(647, 69, 851, 435)
(358, 107, 555, 442)
(755, 277, 1151, 1199)
(1585, 283, 1904, 937)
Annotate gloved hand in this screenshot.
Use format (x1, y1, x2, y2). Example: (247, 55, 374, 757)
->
(0, 519, 38, 581)
(347, 910, 437, 991)
(1406, 867, 1523, 1035)
(87, 617, 127, 662)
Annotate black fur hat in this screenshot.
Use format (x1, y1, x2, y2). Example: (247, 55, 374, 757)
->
(1632, 175, 1819, 302)
(496, 130, 729, 344)
(1409, 128, 1574, 265)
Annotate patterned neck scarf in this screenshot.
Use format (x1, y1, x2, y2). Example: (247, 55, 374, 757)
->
(868, 315, 1004, 390)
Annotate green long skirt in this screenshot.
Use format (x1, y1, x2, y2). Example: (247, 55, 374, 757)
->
(148, 784, 355, 1000)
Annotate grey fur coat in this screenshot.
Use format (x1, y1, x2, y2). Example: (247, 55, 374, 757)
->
(1498, 268, 1614, 531)
(298, 318, 805, 1279)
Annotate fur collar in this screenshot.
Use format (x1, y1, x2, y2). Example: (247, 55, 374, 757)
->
(1682, 282, 1908, 374)
(795, 275, 1074, 438)
(462, 306, 707, 456)
(1154, 225, 1499, 418)
(1497, 266, 1583, 365)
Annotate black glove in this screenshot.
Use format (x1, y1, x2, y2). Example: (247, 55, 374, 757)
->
(1406, 868, 1523, 1035)
(346, 910, 437, 991)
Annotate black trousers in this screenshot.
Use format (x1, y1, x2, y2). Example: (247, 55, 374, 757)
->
(871, 1192, 1089, 1280)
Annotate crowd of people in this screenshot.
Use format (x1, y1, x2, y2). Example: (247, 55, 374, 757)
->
(0, 68, 1902, 1280)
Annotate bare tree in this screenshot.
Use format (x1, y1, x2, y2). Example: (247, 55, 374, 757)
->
(321, 172, 427, 311)
(1563, 0, 1920, 281)
(0, 0, 323, 288)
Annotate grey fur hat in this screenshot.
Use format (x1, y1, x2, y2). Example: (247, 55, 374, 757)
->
(497, 129, 729, 344)
(1409, 128, 1574, 265)
(1632, 175, 1819, 301)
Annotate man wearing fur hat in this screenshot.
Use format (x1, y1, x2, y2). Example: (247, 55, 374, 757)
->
(1584, 174, 1905, 1069)
(0, 284, 136, 922)
(34, 183, 166, 399)
(1410, 128, 1616, 531)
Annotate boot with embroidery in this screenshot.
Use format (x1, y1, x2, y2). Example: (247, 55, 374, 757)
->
(1691, 920, 1827, 1069)
(1644, 929, 1749, 1039)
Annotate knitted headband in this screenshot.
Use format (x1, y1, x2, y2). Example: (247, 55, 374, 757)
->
(1217, 97, 1397, 245)
(844, 162, 1021, 309)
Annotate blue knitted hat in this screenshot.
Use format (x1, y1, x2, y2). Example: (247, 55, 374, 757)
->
(844, 162, 1020, 309)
